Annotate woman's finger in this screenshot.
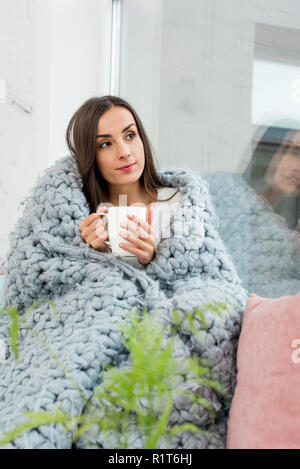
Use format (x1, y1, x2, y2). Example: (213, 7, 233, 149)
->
(79, 213, 99, 231)
(91, 231, 110, 250)
(96, 205, 108, 215)
(95, 218, 107, 237)
(120, 220, 149, 239)
(119, 237, 153, 258)
(82, 217, 105, 238)
(126, 213, 154, 237)
(119, 230, 155, 251)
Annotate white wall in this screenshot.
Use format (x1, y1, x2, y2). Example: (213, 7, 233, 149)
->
(0, 0, 112, 267)
(48, 0, 112, 165)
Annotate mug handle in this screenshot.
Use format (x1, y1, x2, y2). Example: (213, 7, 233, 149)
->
(97, 211, 111, 248)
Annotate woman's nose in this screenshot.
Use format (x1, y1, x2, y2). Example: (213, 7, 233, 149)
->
(117, 141, 131, 158)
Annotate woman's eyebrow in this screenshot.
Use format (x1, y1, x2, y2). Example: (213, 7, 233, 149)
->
(96, 123, 135, 138)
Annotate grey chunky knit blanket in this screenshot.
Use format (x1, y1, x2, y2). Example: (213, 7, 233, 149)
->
(0, 155, 248, 449)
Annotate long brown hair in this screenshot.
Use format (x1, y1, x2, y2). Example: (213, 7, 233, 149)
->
(66, 95, 179, 213)
(243, 125, 300, 229)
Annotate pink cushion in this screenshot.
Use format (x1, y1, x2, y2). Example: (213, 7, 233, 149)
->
(227, 292, 300, 449)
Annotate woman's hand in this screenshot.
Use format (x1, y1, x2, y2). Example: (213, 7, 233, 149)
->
(79, 206, 110, 252)
(119, 206, 155, 265)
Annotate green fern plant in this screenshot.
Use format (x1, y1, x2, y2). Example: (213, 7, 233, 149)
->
(0, 299, 234, 449)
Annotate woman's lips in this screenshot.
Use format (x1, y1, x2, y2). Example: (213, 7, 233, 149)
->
(289, 176, 300, 184)
(118, 163, 136, 172)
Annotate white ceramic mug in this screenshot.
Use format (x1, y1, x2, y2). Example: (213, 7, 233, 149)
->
(96, 206, 147, 256)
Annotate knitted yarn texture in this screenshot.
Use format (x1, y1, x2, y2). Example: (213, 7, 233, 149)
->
(203, 172, 300, 298)
(0, 156, 249, 449)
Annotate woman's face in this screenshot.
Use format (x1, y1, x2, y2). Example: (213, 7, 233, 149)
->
(265, 131, 300, 197)
(95, 106, 145, 187)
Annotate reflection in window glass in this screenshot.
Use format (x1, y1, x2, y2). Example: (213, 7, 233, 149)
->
(119, 0, 300, 299)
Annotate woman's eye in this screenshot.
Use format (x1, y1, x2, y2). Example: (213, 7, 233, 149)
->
(98, 132, 135, 150)
(99, 141, 111, 149)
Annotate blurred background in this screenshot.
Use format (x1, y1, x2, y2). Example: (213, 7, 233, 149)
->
(1, 0, 300, 298)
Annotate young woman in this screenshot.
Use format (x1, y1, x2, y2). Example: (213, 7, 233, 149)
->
(243, 125, 300, 232)
(2, 94, 248, 449)
(66, 95, 181, 267)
